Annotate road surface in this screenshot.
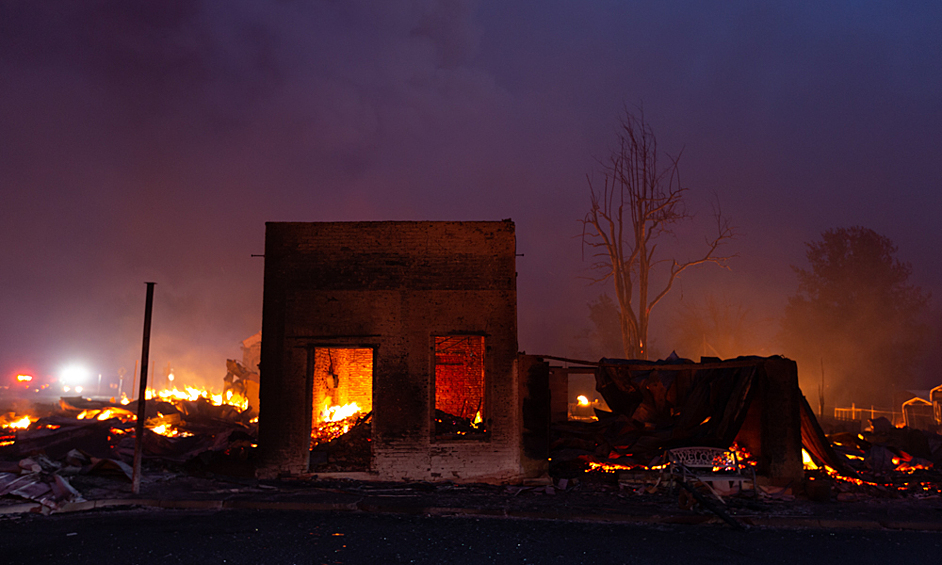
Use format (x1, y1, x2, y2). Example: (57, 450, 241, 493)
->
(3, 507, 940, 565)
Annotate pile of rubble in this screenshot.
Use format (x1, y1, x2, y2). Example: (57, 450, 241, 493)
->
(1, 390, 257, 511)
(807, 417, 942, 500)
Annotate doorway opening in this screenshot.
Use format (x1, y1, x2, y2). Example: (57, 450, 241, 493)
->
(310, 347, 373, 471)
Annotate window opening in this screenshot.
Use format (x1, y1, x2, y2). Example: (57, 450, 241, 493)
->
(567, 371, 610, 421)
(434, 336, 487, 439)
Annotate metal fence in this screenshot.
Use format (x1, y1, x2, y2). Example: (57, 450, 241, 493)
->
(833, 403, 903, 426)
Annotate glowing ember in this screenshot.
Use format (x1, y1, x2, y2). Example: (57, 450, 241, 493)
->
(586, 460, 667, 472)
(76, 408, 135, 422)
(577, 395, 590, 407)
(729, 442, 756, 466)
(147, 421, 192, 437)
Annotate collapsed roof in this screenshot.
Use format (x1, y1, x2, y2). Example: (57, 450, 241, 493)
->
(560, 355, 845, 480)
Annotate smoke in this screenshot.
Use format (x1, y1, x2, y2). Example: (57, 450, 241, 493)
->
(0, 0, 506, 384)
(2, 1, 941, 402)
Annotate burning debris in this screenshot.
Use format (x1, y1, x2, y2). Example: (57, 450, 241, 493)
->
(310, 411, 372, 472)
(434, 409, 487, 438)
(546, 354, 942, 508)
(0, 379, 258, 511)
(306, 402, 488, 473)
(6, 343, 942, 517)
(311, 401, 363, 447)
(550, 355, 787, 480)
(801, 416, 942, 500)
(223, 359, 259, 415)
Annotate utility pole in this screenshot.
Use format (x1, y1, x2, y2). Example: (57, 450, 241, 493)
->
(132, 282, 156, 495)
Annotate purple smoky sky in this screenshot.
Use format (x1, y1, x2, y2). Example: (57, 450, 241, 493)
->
(2, 1, 941, 392)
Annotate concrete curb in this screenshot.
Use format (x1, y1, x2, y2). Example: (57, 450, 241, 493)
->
(4, 497, 942, 532)
(0, 502, 43, 515)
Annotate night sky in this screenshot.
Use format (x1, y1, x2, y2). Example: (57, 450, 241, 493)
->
(2, 1, 941, 394)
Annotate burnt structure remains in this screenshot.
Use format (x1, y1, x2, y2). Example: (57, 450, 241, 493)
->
(256, 219, 808, 486)
(545, 356, 806, 484)
(257, 221, 524, 481)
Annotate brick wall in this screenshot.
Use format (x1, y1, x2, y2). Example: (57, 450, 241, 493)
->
(258, 221, 520, 482)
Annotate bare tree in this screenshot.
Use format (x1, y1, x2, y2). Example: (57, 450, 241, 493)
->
(582, 108, 735, 360)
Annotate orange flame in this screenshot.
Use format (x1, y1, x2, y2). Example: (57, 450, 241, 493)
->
(0, 414, 35, 430)
(311, 402, 363, 446)
(322, 402, 361, 423)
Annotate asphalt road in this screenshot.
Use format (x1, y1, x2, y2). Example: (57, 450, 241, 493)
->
(3, 507, 940, 565)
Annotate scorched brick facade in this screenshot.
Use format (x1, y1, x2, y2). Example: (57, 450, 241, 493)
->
(257, 220, 522, 482)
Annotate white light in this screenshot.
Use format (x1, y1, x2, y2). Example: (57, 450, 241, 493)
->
(74, 386, 83, 393)
(60, 364, 91, 385)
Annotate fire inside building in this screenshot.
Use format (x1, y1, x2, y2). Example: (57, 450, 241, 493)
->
(257, 221, 528, 481)
(254, 220, 809, 485)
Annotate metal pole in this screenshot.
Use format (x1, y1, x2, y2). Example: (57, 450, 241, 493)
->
(132, 282, 156, 495)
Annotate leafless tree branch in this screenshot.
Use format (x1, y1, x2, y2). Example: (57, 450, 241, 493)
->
(581, 107, 737, 359)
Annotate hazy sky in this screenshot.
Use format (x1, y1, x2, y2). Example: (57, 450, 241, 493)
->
(2, 1, 940, 390)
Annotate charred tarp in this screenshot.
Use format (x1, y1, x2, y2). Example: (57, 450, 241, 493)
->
(589, 355, 807, 481)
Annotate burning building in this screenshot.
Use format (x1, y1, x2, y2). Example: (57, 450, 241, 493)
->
(257, 221, 527, 481)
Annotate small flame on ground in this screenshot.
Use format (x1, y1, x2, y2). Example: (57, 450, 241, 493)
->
(0, 414, 35, 430)
(802, 448, 818, 470)
(76, 408, 134, 422)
